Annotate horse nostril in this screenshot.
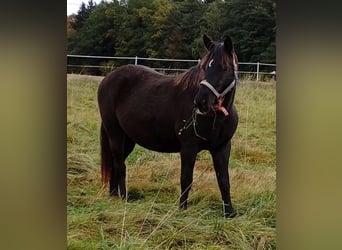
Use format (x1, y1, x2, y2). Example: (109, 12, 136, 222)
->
(194, 98, 207, 109)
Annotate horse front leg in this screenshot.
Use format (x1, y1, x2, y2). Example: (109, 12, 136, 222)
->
(210, 141, 236, 218)
(179, 146, 198, 210)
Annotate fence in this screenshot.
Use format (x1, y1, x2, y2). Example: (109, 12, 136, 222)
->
(67, 55, 276, 81)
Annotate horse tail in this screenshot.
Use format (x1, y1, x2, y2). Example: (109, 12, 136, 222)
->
(100, 122, 112, 187)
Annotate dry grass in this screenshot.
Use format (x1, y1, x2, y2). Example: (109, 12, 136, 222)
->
(67, 74, 276, 249)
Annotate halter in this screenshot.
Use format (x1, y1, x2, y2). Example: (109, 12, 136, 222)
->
(179, 79, 236, 139)
(199, 79, 236, 100)
(199, 79, 236, 116)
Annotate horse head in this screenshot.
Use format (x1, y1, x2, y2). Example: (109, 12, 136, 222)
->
(194, 34, 239, 116)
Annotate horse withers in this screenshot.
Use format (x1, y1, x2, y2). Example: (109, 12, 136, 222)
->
(97, 34, 239, 217)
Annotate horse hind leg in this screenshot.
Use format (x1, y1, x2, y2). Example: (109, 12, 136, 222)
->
(117, 136, 135, 199)
(104, 121, 135, 199)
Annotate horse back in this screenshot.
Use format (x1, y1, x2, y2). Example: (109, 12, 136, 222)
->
(99, 64, 170, 101)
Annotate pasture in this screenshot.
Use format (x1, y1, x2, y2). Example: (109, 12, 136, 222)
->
(67, 74, 276, 249)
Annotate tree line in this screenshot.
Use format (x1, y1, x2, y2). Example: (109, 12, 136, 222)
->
(67, 0, 275, 75)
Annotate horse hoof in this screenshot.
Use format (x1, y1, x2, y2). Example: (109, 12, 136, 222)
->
(223, 205, 236, 218)
(179, 201, 188, 210)
(109, 191, 119, 197)
(224, 211, 237, 218)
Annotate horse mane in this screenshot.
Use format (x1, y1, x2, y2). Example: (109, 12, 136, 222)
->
(174, 65, 205, 90)
(174, 44, 234, 89)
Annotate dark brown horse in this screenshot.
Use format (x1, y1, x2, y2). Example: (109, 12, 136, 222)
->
(98, 34, 239, 217)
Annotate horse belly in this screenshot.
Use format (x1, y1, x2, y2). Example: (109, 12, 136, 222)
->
(118, 111, 181, 153)
(136, 135, 180, 153)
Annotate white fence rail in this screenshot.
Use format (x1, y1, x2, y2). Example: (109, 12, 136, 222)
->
(67, 54, 276, 81)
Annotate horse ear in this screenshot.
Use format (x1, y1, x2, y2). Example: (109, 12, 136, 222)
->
(224, 35, 234, 54)
(203, 34, 214, 50)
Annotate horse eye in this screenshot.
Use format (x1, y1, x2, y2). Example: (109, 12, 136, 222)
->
(208, 59, 214, 67)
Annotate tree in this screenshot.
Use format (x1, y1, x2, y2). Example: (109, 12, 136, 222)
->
(67, 14, 77, 37)
(66, 0, 276, 72)
(221, 0, 276, 63)
(71, 0, 97, 31)
(200, 0, 226, 41)
(168, 0, 205, 60)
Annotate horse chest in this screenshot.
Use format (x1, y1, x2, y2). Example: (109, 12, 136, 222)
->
(204, 125, 231, 148)
(195, 114, 238, 149)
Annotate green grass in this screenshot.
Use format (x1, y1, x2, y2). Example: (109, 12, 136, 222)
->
(67, 75, 276, 249)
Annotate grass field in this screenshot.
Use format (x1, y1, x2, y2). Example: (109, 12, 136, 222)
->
(67, 74, 276, 249)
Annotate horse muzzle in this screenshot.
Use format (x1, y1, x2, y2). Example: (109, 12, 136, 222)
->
(194, 98, 211, 115)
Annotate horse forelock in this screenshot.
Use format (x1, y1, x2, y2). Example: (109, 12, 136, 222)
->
(200, 44, 234, 72)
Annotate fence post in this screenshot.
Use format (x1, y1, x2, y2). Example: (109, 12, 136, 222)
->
(256, 62, 260, 82)
(135, 56, 138, 65)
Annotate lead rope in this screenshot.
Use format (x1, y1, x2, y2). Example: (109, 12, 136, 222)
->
(178, 108, 207, 140)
